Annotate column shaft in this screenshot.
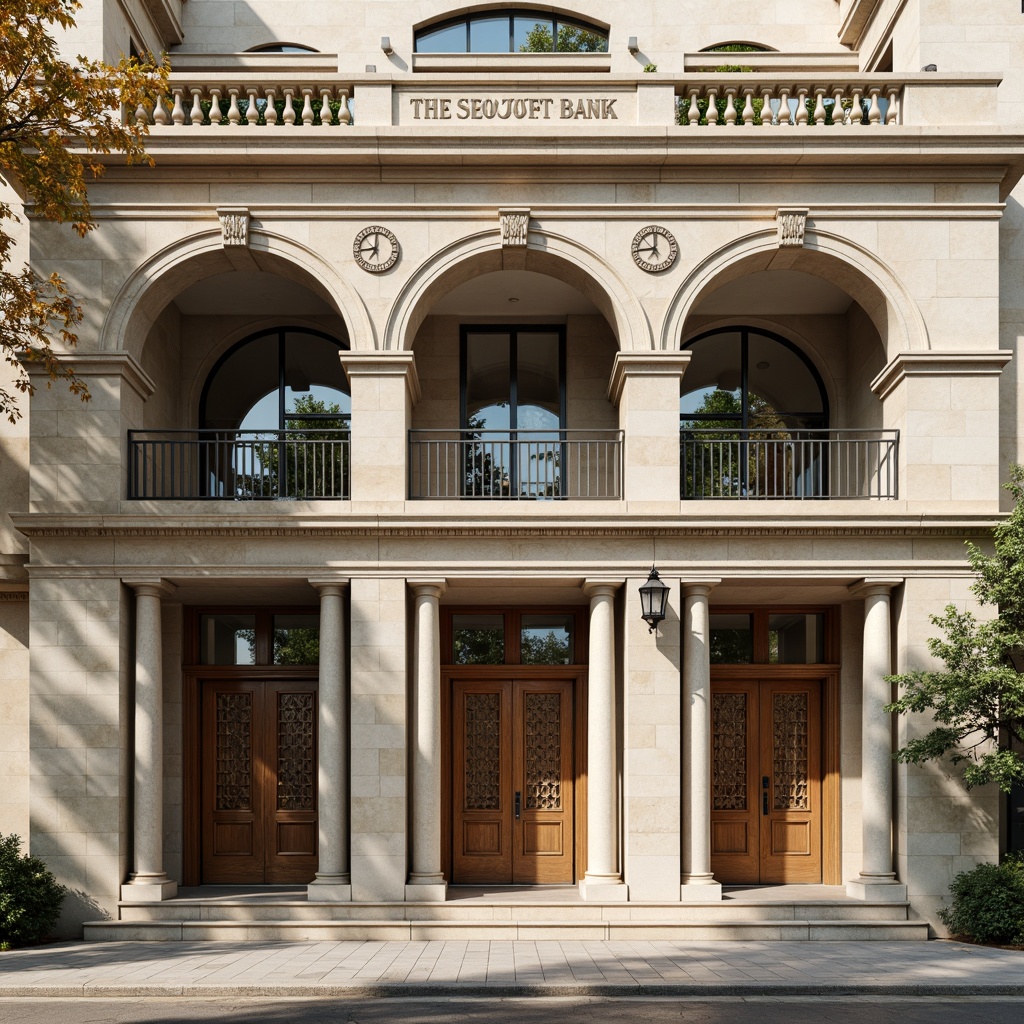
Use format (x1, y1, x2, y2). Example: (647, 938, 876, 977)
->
(580, 581, 627, 900)
(681, 582, 722, 900)
(309, 581, 351, 901)
(122, 580, 176, 901)
(407, 580, 447, 900)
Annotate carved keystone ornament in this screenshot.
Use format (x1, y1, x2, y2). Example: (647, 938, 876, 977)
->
(777, 207, 809, 248)
(500, 208, 530, 247)
(217, 207, 250, 247)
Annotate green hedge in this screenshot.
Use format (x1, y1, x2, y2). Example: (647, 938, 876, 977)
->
(939, 858, 1024, 946)
(0, 834, 67, 949)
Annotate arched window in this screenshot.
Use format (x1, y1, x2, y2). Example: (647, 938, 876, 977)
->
(245, 43, 320, 53)
(415, 9, 608, 53)
(680, 327, 829, 499)
(201, 327, 350, 431)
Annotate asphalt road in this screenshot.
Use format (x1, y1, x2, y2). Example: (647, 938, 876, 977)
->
(1, 998, 1022, 1024)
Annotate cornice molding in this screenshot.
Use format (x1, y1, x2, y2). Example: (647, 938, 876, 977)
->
(22, 352, 156, 400)
(871, 350, 1013, 400)
(140, 0, 184, 46)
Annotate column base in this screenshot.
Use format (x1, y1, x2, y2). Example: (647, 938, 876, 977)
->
(846, 876, 908, 901)
(308, 875, 352, 902)
(120, 876, 178, 902)
(680, 875, 723, 902)
(405, 880, 447, 902)
(579, 874, 629, 902)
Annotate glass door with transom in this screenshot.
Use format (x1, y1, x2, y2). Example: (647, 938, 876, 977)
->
(452, 677, 574, 884)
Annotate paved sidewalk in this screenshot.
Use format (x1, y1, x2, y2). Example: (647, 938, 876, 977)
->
(0, 939, 1022, 997)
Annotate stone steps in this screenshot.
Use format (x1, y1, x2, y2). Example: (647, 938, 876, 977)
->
(84, 897, 929, 941)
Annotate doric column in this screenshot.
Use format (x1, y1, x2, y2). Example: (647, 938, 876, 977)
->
(308, 579, 352, 902)
(580, 580, 628, 901)
(121, 579, 177, 901)
(406, 579, 447, 901)
(681, 580, 722, 901)
(847, 578, 907, 900)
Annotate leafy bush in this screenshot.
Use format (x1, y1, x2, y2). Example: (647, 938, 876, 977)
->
(939, 858, 1024, 946)
(0, 834, 67, 949)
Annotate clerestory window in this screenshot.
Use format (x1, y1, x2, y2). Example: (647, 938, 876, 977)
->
(415, 9, 608, 53)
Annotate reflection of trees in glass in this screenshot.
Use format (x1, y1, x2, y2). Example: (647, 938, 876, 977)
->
(273, 628, 320, 665)
(240, 394, 348, 498)
(521, 630, 571, 665)
(520, 23, 607, 52)
(453, 628, 505, 664)
(710, 629, 753, 664)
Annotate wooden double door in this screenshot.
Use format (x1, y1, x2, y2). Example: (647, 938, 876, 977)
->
(450, 677, 576, 884)
(710, 679, 823, 884)
(199, 678, 319, 884)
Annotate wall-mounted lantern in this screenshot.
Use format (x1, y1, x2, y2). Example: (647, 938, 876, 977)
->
(639, 567, 669, 633)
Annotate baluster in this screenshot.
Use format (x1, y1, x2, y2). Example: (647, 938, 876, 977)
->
(705, 87, 719, 125)
(246, 87, 260, 126)
(832, 86, 846, 126)
(813, 88, 827, 125)
(723, 87, 738, 126)
(849, 87, 863, 125)
(152, 94, 168, 126)
(741, 87, 755, 126)
(867, 87, 882, 125)
(337, 87, 352, 124)
(283, 87, 297, 126)
(264, 87, 278, 125)
(776, 87, 791, 125)
(170, 88, 186, 125)
(208, 87, 224, 126)
(795, 86, 809, 126)
(226, 88, 242, 125)
(885, 85, 900, 125)
(319, 86, 334, 125)
(760, 86, 774, 126)
(135, 98, 150, 125)
(300, 87, 315, 125)
(190, 87, 204, 126)
(687, 88, 701, 125)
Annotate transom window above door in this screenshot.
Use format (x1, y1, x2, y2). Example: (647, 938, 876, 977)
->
(415, 10, 609, 53)
(709, 608, 836, 665)
(445, 608, 582, 665)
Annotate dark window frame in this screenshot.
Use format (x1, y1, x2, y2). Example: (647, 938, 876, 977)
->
(414, 8, 609, 53)
(443, 606, 586, 666)
(709, 606, 839, 666)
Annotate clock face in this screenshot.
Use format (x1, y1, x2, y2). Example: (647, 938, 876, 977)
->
(353, 226, 400, 272)
(631, 225, 679, 273)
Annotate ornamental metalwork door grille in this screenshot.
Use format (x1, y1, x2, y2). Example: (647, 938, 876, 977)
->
(451, 678, 575, 884)
(710, 679, 823, 884)
(200, 679, 318, 884)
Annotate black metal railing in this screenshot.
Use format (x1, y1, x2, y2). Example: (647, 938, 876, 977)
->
(680, 428, 899, 500)
(128, 428, 350, 499)
(408, 429, 623, 499)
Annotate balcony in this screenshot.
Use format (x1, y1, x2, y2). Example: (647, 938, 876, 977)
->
(408, 429, 623, 500)
(680, 429, 899, 500)
(127, 429, 349, 500)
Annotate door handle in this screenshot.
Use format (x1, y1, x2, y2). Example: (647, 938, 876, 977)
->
(762, 776, 769, 816)
(514, 791, 521, 820)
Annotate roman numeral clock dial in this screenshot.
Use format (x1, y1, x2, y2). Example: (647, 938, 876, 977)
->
(631, 225, 679, 273)
(353, 225, 400, 272)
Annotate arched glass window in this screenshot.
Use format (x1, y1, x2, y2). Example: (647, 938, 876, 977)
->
(201, 327, 350, 431)
(415, 9, 608, 53)
(680, 327, 829, 499)
(245, 43, 320, 53)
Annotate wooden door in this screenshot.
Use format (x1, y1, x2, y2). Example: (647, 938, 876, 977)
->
(201, 679, 318, 884)
(710, 679, 822, 884)
(452, 677, 574, 884)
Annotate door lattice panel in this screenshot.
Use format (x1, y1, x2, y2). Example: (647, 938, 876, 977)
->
(277, 692, 315, 811)
(215, 692, 252, 811)
(464, 692, 501, 810)
(772, 691, 810, 811)
(712, 692, 748, 811)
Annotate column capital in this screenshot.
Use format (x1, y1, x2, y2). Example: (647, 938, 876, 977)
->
(409, 579, 447, 599)
(123, 578, 176, 599)
(848, 578, 903, 599)
(583, 579, 624, 598)
(309, 577, 350, 596)
(338, 350, 421, 404)
(681, 578, 722, 598)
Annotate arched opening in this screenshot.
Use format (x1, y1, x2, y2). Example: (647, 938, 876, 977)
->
(679, 265, 898, 500)
(406, 266, 622, 499)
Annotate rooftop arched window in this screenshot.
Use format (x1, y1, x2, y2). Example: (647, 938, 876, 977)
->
(245, 43, 320, 54)
(415, 9, 608, 53)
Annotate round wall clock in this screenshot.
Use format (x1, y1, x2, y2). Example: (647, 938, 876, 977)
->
(631, 225, 679, 273)
(353, 226, 400, 272)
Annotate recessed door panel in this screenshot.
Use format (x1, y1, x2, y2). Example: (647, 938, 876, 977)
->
(711, 679, 822, 884)
(451, 677, 574, 884)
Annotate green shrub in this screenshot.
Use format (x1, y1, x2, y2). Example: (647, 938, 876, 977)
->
(0, 834, 68, 949)
(939, 858, 1024, 946)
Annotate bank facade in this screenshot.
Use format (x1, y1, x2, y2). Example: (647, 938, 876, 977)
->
(1, 0, 1023, 938)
